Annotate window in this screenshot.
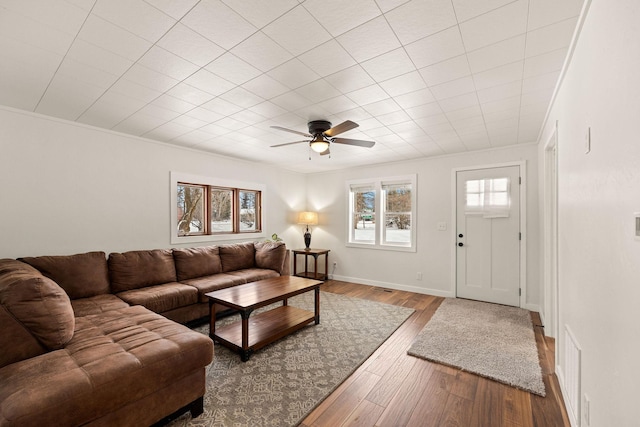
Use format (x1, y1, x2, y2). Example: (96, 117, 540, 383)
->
(347, 175, 416, 252)
(172, 172, 265, 244)
(465, 177, 511, 218)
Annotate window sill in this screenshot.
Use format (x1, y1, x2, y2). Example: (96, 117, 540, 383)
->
(346, 242, 416, 253)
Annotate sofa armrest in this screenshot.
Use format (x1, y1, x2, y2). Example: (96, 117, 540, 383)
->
(281, 250, 291, 276)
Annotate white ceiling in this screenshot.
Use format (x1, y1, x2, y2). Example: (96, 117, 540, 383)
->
(0, 0, 583, 173)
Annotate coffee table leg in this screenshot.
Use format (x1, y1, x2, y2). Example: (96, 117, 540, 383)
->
(240, 309, 252, 362)
(314, 286, 320, 325)
(209, 300, 216, 338)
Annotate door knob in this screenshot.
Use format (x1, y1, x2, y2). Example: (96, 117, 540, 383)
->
(458, 242, 464, 247)
(458, 234, 463, 238)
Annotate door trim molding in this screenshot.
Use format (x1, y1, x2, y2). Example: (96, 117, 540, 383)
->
(451, 161, 527, 308)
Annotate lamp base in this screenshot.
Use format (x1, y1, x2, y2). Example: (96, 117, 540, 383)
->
(304, 230, 311, 249)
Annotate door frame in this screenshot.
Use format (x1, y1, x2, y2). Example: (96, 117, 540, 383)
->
(543, 123, 559, 340)
(451, 161, 527, 308)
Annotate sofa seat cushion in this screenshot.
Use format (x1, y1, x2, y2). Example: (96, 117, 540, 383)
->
(227, 268, 280, 283)
(0, 306, 213, 427)
(18, 251, 110, 299)
(71, 294, 130, 317)
(116, 282, 197, 313)
(181, 273, 246, 303)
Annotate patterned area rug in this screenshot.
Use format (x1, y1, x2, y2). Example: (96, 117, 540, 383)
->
(407, 298, 545, 396)
(167, 291, 414, 427)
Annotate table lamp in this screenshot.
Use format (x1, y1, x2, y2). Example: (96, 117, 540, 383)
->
(297, 211, 318, 249)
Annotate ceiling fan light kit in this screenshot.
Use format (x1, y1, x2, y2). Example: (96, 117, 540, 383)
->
(271, 119, 375, 158)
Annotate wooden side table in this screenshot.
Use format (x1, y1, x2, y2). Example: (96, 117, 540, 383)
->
(292, 248, 330, 280)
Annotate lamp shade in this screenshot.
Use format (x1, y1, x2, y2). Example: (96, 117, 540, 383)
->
(297, 211, 318, 225)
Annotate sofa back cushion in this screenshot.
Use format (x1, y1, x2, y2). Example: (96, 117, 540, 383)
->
(254, 241, 287, 274)
(172, 246, 222, 281)
(19, 251, 110, 299)
(109, 249, 177, 293)
(219, 242, 255, 272)
(0, 259, 74, 368)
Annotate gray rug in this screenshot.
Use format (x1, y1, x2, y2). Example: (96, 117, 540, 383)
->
(407, 298, 546, 396)
(167, 291, 414, 427)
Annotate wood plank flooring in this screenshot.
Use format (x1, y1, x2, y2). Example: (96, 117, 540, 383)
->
(300, 280, 569, 427)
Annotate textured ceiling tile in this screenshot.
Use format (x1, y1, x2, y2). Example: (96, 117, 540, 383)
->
(77, 14, 151, 62)
(438, 92, 479, 112)
(183, 69, 236, 97)
(205, 53, 262, 85)
(385, 0, 457, 44)
(267, 59, 320, 89)
(379, 71, 427, 97)
(231, 32, 293, 72)
(298, 40, 357, 78)
(157, 23, 224, 67)
(466, 35, 526, 74)
(143, 0, 200, 20)
(430, 76, 476, 100)
(0, 8, 75, 56)
(405, 27, 465, 69)
(363, 98, 402, 116)
(35, 74, 105, 120)
(243, 75, 291, 100)
(219, 87, 265, 109)
(93, 0, 176, 42)
(151, 93, 197, 114)
(405, 102, 443, 120)
(527, 0, 583, 31)
(346, 84, 390, 106)
(325, 65, 376, 94)
(394, 88, 437, 109)
(166, 83, 215, 105)
(263, 6, 332, 56)
(419, 55, 471, 87)
(523, 47, 569, 78)
(451, 0, 515, 22)
(302, 0, 382, 37)
(361, 48, 415, 82)
(336, 16, 401, 62)
(295, 80, 342, 103)
(66, 39, 133, 77)
(138, 46, 200, 81)
(477, 80, 522, 103)
(248, 101, 288, 119)
(459, 0, 528, 51)
(473, 61, 524, 91)
(182, 0, 257, 50)
(223, 0, 299, 28)
(525, 18, 578, 58)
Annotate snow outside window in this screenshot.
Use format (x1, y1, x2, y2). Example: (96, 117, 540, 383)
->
(465, 177, 511, 218)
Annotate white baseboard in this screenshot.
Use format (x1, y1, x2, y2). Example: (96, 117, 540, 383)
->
(330, 274, 455, 298)
(556, 366, 580, 427)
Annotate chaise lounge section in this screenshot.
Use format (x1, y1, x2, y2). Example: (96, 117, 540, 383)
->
(0, 241, 289, 426)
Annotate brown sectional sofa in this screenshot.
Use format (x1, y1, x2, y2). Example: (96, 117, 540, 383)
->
(0, 241, 289, 427)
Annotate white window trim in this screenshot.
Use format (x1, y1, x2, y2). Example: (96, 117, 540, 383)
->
(170, 171, 266, 245)
(346, 174, 417, 252)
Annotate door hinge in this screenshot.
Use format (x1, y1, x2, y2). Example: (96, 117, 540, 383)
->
(519, 232, 522, 240)
(519, 176, 522, 185)
(519, 288, 522, 296)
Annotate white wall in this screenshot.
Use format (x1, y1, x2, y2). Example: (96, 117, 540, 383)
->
(538, 1, 640, 425)
(0, 107, 306, 258)
(305, 144, 541, 309)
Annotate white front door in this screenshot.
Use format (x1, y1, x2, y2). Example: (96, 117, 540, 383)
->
(456, 166, 521, 307)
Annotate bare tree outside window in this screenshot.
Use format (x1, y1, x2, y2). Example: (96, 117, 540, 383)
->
(211, 188, 232, 232)
(177, 184, 205, 236)
(383, 183, 412, 244)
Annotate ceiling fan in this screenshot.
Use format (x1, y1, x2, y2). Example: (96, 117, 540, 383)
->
(270, 120, 375, 156)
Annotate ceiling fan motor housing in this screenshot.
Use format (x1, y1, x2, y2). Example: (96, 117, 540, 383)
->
(308, 120, 332, 135)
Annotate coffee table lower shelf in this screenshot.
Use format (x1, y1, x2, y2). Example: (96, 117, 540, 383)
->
(212, 305, 316, 361)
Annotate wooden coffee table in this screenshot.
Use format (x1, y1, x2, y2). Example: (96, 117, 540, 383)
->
(205, 276, 323, 361)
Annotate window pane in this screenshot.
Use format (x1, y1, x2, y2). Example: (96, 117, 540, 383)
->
(353, 188, 375, 242)
(239, 190, 257, 231)
(383, 183, 412, 244)
(211, 188, 233, 232)
(177, 184, 205, 236)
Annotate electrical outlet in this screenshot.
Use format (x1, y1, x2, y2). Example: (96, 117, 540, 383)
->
(416, 272, 422, 280)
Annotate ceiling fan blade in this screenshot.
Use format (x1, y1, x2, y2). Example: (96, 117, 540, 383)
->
(324, 120, 358, 137)
(320, 147, 330, 156)
(270, 140, 308, 148)
(332, 137, 375, 148)
(270, 125, 312, 138)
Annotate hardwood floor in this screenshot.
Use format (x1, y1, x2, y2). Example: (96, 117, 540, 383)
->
(300, 280, 570, 427)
